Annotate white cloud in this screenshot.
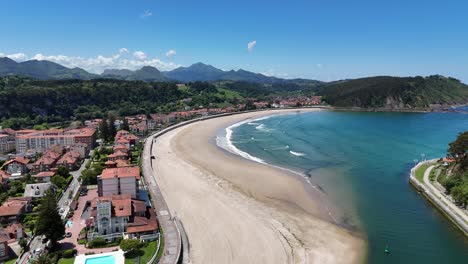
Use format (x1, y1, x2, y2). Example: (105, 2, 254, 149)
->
(165, 49, 176, 58)
(119, 48, 128, 53)
(4, 53, 28, 61)
(24, 50, 180, 73)
(141, 10, 152, 18)
(247, 40, 257, 52)
(260, 68, 290, 78)
(133, 51, 148, 60)
(316, 63, 323, 68)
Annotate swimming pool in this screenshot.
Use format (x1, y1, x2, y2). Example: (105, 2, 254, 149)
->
(84, 255, 115, 264)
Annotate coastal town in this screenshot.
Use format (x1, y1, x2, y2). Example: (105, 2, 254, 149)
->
(0, 96, 324, 264)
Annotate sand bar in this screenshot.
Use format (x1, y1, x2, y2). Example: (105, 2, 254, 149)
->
(151, 109, 366, 263)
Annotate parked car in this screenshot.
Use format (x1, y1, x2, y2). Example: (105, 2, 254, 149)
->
(65, 232, 72, 238)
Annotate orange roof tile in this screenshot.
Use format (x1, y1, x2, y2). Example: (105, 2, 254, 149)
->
(100, 166, 140, 180)
(35, 171, 55, 178)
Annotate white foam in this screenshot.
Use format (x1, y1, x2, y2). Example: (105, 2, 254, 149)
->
(289, 151, 306, 157)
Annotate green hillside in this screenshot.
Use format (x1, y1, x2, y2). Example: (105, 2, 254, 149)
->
(318, 75, 468, 108)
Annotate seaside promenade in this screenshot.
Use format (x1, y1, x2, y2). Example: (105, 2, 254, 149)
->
(142, 135, 182, 264)
(409, 160, 468, 236)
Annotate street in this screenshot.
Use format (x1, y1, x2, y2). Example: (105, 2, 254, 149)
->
(16, 156, 90, 264)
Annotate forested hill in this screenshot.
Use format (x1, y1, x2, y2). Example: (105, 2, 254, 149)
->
(317, 75, 468, 108)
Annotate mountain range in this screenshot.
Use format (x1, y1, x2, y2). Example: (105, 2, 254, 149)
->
(0, 57, 295, 83)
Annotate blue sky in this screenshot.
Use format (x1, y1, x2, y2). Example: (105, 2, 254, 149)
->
(1, 0, 467, 82)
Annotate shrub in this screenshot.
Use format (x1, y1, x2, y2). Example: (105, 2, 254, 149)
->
(62, 249, 77, 258)
(88, 237, 106, 248)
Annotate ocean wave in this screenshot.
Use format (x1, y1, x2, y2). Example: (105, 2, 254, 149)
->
(289, 151, 306, 157)
(255, 124, 273, 132)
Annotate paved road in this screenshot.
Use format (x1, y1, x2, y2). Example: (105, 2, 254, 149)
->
(423, 165, 468, 222)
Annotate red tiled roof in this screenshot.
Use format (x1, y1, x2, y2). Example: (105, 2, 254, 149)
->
(4, 157, 30, 166)
(35, 171, 55, 178)
(100, 167, 140, 180)
(57, 155, 77, 164)
(112, 195, 132, 217)
(34, 157, 56, 166)
(127, 211, 158, 234)
(0, 198, 30, 217)
(132, 200, 147, 213)
(113, 144, 129, 151)
(115, 160, 130, 167)
(0, 128, 16, 135)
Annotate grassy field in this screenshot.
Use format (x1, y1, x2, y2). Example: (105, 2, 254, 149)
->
(58, 257, 75, 264)
(415, 163, 430, 182)
(5, 258, 17, 264)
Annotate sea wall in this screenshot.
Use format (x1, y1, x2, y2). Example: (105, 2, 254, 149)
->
(409, 160, 468, 236)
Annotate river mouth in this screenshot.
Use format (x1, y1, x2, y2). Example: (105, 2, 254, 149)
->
(220, 110, 468, 263)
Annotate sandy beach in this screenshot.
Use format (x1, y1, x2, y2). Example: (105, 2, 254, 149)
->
(151, 109, 366, 264)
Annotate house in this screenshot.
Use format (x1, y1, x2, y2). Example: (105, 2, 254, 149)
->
(2, 223, 26, 241)
(0, 230, 9, 261)
(114, 130, 139, 147)
(34, 171, 55, 182)
(2, 157, 30, 176)
(56, 151, 79, 171)
(24, 183, 56, 199)
(115, 160, 131, 168)
(97, 167, 140, 199)
(104, 161, 116, 168)
(113, 144, 130, 155)
(84, 119, 103, 129)
(0, 197, 32, 223)
(31, 149, 61, 173)
(130, 121, 148, 137)
(107, 151, 128, 162)
(88, 194, 157, 239)
(68, 143, 90, 159)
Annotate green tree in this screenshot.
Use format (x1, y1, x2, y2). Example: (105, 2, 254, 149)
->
(121, 118, 130, 131)
(51, 175, 68, 189)
(99, 117, 109, 142)
(108, 114, 117, 142)
(35, 190, 65, 244)
(19, 237, 28, 252)
(120, 239, 142, 252)
(56, 166, 70, 178)
(448, 131, 468, 158)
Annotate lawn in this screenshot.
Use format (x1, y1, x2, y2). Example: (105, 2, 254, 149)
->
(5, 258, 17, 264)
(124, 240, 158, 264)
(415, 163, 429, 182)
(58, 257, 75, 264)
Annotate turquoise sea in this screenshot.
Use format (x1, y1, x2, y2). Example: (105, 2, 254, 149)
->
(227, 111, 468, 263)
